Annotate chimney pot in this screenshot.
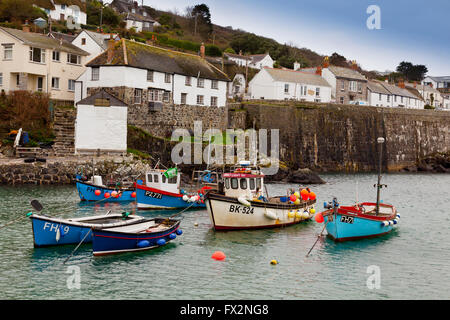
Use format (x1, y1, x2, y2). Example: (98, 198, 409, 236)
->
(107, 38, 115, 63)
(22, 20, 30, 33)
(315, 66, 322, 76)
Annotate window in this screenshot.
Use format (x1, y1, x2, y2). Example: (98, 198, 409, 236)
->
(67, 53, 81, 65)
(358, 82, 362, 93)
(61, 4, 66, 10)
(387, 95, 390, 102)
(0, 73, 2, 86)
(146, 174, 153, 182)
(134, 88, 143, 104)
(29, 47, 45, 63)
(148, 89, 162, 102)
(240, 178, 247, 190)
(225, 178, 230, 189)
(401, 96, 403, 103)
(91, 67, 99, 81)
(147, 70, 153, 82)
(165, 73, 171, 83)
(81, 38, 86, 45)
(379, 93, 382, 101)
(185, 76, 191, 86)
(349, 81, 357, 92)
(180, 93, 187, 104)
(163, 91, 170, 102)
(16, 74, 19, 86)
(52, 50, 60, 62)
(256, 178, 261, 190)
(341, 80, 345, 91)
(3, 44, 13, 60)
(197, 95, 204, 105)
(210, 96, 218, 107)
(231, 178, 238, 189)
(51, 77, 59, 89)
(284, 83, 289, 94)
(161, 175, 166, 184)
(340, 97, 344, 104)
(211, 80, 218, 89)
(300, 85, 307, 96)
(394, 95, 397, 102)
(315, 87, 320, 97)
(68, 79, 76, 91)
(197, 78, 204, 88)
(249, 178, 255, 190)
(153, 174, 159, 183)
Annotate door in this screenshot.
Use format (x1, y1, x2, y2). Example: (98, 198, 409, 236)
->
(37, 77, 43, 92)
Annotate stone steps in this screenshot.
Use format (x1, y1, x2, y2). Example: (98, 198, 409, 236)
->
(51, 108, 76, 157)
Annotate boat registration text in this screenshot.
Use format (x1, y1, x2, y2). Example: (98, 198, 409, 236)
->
(229, 205, 254, 214)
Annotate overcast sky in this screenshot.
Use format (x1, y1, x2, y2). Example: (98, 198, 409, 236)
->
(104, 0, 450, 75)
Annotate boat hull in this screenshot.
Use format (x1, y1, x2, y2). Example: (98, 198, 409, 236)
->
(205, 192, 316, 230)
(30, 214, 144, 247)
(324, 204, 399, 241)
(76, 180, 135, 202)
(135, 184, 205, 210)
(92, 219, 181, 256)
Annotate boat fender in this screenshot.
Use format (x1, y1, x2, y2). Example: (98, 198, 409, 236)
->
(382, 221, 389, 227)
(295, 211, 302, 219)
(182, 195, 189, 201)
(396, 213, 401, 219)
(137, 240, 150, 248)
(302, 211, 310, 219)
(264, 210, 278, 220)
(393, 219, 399, 225)
(156, 238, 166, 246)
(288, 210, 295, 218)
(237, 196, 251, 207)
(176, 229, 183, 235)
(169, 233, 176, 240)
(388, 220, 393, 226)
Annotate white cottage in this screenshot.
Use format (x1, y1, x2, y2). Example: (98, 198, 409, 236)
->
(75, 90, 128, 155)
(248, 67, 331, 102)
(75, 40, 229, 107)
(71, 30, 120, 63)
(249, 53, 274, 70)
(367, 80, 424, 109)
(36, 0, 87, 26)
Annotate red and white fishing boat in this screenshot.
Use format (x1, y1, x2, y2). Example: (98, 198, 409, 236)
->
(204, 161, 317, 230)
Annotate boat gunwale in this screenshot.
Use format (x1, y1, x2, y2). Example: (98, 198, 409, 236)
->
(30, 213, 144, 228)
(76, 179, 135, 192)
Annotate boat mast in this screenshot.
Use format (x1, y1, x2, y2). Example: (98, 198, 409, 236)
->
(375, 137, 385, 215)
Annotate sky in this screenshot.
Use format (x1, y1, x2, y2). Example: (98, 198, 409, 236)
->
(104, 0, 450, 75)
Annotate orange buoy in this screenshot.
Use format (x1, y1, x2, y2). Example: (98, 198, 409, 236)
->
(314, 212, 324, 223)
(309, 191, 316, 201)
(211, 251, 226, 261)
(300, 189, 309, 201)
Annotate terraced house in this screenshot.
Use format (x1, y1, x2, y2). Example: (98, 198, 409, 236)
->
(367, 80, 424, 109)
(0, 26, 88, 103)
(75, 39, 229, 107)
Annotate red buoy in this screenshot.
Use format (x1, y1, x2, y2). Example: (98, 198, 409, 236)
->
(104, 192, 110, 198)
(309, 191, 316, 201)
(95, 190, 101, 196)
(314, 212, 324, 223)
(211, 251, 226, 261)
(131, 192, 136, 198)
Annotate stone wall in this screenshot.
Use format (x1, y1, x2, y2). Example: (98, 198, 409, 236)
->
(240, 101, 450, 172)
(87, 86, 228, 138)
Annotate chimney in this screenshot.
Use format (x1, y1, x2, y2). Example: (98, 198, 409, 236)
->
(398, 80, 405, 89)
(239, 50, 242, 56)
(293, 61, 300, 71)
(413, 81, 417, 88)
(315, 66, 322, 76)
(351, 60, 358, 70)
(200, 42, 205, 59)
(107, 35, 115, 64)
(22, 20, 30, 33)
(322, 56, 329, 68)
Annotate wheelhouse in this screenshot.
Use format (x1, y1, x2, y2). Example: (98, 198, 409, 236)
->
(222, 165, 264, 199)
(145, 169, 181, 194)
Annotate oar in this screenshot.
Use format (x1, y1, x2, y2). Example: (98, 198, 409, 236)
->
(306, 220, 329, 257)
(0, 212, 33, 230)
(63, 229, 92, 265)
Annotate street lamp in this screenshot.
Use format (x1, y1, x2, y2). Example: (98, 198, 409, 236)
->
(375, 137, 385, 214)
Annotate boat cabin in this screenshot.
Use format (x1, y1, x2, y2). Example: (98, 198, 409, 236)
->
(222, 165, 265, 199)
(192, 170, 221, 188)
(145, 169, 181, 194)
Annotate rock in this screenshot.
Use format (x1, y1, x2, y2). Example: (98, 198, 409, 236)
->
(285, 168, 326, 184)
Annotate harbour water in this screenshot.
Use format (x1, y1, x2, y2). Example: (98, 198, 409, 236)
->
(0, 173, 449, 300)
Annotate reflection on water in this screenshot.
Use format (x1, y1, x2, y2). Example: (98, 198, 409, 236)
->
(0, 173, 449, 299)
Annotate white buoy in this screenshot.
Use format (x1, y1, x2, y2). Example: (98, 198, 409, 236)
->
(382, 221, 389, 227)
(264, 210, 278, 220)
(238, 196, 251, 207)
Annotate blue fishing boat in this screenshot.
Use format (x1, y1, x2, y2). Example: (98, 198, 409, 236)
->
(316, 137, 400, 241)
(30, 213, 144, 247)
(320, 199, 400, 241)
(135, 168, 211, 210)
(75, 175, 136, 202)
(92, 218, 182, 256)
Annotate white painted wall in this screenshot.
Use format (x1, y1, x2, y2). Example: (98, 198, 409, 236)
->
(43, 4, 87, 26)
(75, 103, 127, 152)
(248, 68, 331, 102)
(321, 68, 337, 99)
(368, 90, 424, 109)
(250, 55, 274, 70)
(76, 66, 228, 107)
(71, 31, 104, 63)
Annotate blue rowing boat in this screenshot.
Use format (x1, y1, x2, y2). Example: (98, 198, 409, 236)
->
(30, 213, 144, 247)
(75, 175, 136, 202)
(92, 218, 182, 256)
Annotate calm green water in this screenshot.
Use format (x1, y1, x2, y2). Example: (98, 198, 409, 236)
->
(0, 173, 449, 300)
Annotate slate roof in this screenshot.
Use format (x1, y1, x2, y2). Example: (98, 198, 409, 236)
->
(264, 67, 331, 87)
(87, 40, 230, 81)
(48, 31, 76, 44)
(379, 82, 418, 99)
(426, 76, 450, 82)
(367, 80, 391, 95)
(327, 65, 367, 81)
(0, 27, 88, 56)
(80, 30, 119, 51)
(77, 89, 128, 107)
(125, 12, 155, 23)
(224, 52, 252, 61)
(250, 53, 269, 63)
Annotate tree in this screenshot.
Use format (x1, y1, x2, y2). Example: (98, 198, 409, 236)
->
(86, 0, 121, 27)
(186, 3, 213, 38)
(0, 0, 46, 22)
(396, 61, 428, 82)
(329, 52, 348, 67)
